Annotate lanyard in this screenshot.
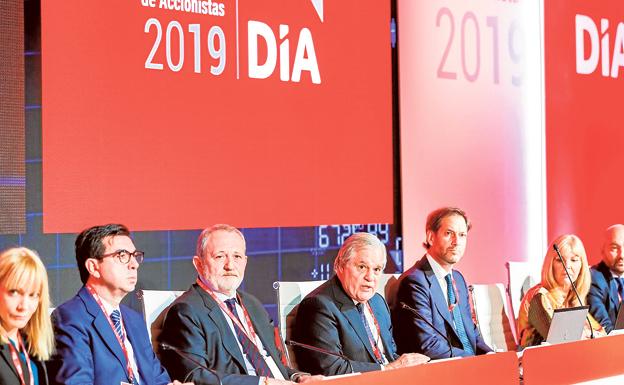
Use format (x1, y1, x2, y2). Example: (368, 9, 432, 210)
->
(195, 278, 262, 348)
(5, 332, 34, 385)
(363, 302, 384, 363)
(85, 285, 135, 384)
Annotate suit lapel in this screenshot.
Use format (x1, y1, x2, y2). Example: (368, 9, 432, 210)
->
(0, 343, 19, 379)
(123, 308, 146, 384)
(195, 286, 248, 372)
(79, 287, 131, 381)
(422, 259, 456, 334)
(241, 294, 288, 378)
(330, 277, 378, 362)
(454, 272, 477, 348)
(369, 299, 395, 361)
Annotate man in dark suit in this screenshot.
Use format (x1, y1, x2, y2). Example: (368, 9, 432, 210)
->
(48, 224, 186, 385)
(588, 224, 624, 333)
(158, 224, 319, 385)
(392, 207, 492, 359)
(292, 232, 429, 375)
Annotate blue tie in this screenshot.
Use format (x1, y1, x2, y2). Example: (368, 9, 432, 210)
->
(110, 309, 125, 341)
(445, 273, 474, 355)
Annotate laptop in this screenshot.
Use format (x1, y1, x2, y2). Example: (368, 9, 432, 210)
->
(613, 303, 624, 330)
(545, 306, 589, 344)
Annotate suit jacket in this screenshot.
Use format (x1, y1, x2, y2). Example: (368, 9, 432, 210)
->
(48, 286, 171, 385)
(292, 275, 400, 375)
(391, 256, 492, 359)
(0, 341, 48, 385)
(157, 283, 295, 385)
(588, 261, 621, 333)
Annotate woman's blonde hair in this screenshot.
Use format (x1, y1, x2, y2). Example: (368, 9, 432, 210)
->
(0, 247, 54, 359)
(540, 234, 591, 307)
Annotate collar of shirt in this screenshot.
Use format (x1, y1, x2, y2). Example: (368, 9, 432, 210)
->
(426, 253, 452, 280)
(99, 296, 121, 318)
(611, 271, 624, 280)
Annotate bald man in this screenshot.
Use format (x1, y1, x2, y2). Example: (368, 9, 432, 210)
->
(588, 224, 624, 333)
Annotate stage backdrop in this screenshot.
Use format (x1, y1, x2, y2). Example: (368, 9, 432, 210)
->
(398, 0, 546, 283)
(545, 0, 624, 263)
(41, 0, 393, 232)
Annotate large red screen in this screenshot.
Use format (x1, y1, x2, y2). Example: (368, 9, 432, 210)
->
(41, 0, 393, 232)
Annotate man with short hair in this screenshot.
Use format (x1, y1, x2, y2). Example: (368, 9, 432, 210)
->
(49, 224, 187, 385)
(392, 207, 492, 359)
(292, 232, 429, 375)
(588, 224, 624, 333)
(158, 224, 319, 385)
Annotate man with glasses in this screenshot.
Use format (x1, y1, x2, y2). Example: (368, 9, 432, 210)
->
(391, 207, 492, 359)
(49, 224, 189, 385)
(292, 232, 429, 375)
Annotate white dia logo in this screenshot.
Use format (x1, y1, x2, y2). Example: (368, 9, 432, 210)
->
(575, 14, 624, 78)
(248, 21, 321, 84)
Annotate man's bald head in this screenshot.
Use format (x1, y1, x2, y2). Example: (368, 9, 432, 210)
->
(602, 224, 624, 275)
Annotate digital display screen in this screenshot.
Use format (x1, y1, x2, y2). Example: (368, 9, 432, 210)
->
(0, 0, 26, 234)
(41, 0, 394, 233)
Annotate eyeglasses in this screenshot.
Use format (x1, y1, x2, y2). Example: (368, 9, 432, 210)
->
(98, 249, 145, 264)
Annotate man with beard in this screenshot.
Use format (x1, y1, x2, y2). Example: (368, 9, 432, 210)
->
(391, 207, 492, 359)
(588, 224, 624, 333)
(158, 224, 319, 385)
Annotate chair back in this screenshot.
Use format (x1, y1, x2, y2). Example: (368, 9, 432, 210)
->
(273, 280, 325, 368)
(469, 283, 517, 351)
(377, 273, 401, 308)
(507, 261, 540, 320)
(138, 289, 184, 350)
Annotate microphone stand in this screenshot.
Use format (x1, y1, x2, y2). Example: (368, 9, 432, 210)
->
(286, 340, 355, 373)
(401, 301, 454, 358)
(160, 343, 223, 385)
(553, 244, 594, 339)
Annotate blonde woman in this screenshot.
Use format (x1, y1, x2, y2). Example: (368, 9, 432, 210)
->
(0, 247, 54, 385)
(517, 235, 605, 348)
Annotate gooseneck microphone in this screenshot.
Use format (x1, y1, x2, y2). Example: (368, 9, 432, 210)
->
(400, 301, 454, 358)
(552, 243, 594, 339)
(160, 343, 223, 385)
(286, 340, 355, 373)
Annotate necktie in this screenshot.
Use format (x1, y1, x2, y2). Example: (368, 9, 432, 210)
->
(224, 298, 273, 377)
(617, 277, 624, 302)
(110, 309, 125, 342)
(445, 273, 474, 355)
(356, 303, 383, 364)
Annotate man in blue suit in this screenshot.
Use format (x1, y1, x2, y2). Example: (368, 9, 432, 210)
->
(293, 232, 429, 375)
(49, 224, 188, 385)
(392, 207, 492, 359)
(588, 224, 624, 333)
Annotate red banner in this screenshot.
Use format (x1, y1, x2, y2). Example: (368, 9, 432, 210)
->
(41, 0, 393, 232)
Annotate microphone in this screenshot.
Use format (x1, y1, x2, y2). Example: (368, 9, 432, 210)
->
(400, 302, 454, 358)
(552, 244, 594, 339)
(286, 340, 355, 373)
(160, 343, 223, 385)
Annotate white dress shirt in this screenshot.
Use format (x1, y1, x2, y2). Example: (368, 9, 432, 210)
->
(101, 299, 141, 385)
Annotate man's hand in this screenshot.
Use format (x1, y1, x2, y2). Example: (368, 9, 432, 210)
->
(384, 353, 430, 370)
(169, 381, 194, 385)
(295, 374, 324, 383)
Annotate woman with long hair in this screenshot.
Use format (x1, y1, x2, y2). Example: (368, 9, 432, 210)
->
(517, 234, 605, 348)
(0, 247, 54, 385)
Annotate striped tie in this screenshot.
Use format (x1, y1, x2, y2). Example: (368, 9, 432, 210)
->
(445, 274, 474, 355)
(110, 309, 125, 341)
(224, 298, 273, 377)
